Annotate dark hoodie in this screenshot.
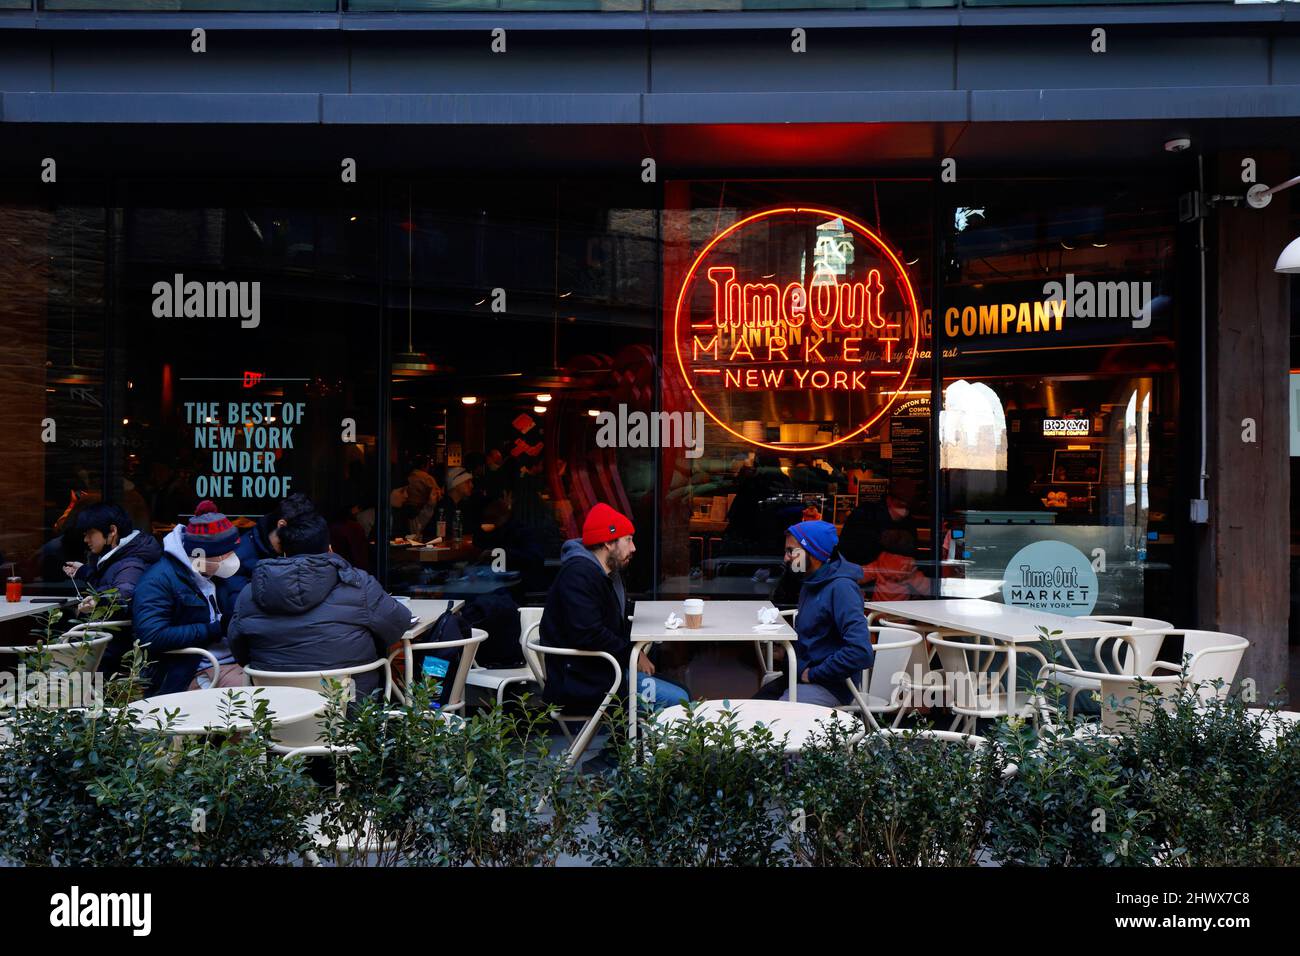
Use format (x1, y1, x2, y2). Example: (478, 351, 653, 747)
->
(539, 539, 630, 709)
(73, 529, 162, 604)
(795, 554, 876, 705)
(227, 552, 414, 699)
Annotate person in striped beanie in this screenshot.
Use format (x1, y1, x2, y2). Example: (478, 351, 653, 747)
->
(129, 500, 246, 694)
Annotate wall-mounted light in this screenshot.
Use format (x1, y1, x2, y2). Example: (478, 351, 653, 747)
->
(461, 396, 478, 405)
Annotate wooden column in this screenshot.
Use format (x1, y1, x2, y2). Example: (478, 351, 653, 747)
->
(1198, 150, 1293, 703)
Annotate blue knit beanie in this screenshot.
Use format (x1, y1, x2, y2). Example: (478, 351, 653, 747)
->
(787, 520, 838, 563)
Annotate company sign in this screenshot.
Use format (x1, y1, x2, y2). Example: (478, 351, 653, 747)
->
(1042, 418, 1090, 437)
(672, 207, 921, 452)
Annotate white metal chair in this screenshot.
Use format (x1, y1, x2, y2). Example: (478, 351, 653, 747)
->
(838, 627, 927, 730)
(245, 658, 395, 753)
(523, 636, 623, 769)
(751, 608, 796, 689)
(388, 628, 487, 712)
(1146, 630, 1249, 702)
(65, 618, 232, 689)
(465, 607, 543, 706)
(927, 632, 1051, 734)
(1035, 616, 1173, 718)
(1066, 630, 1249, 725)
(0, 633, 114, 672)
(1095, 672, 1185, 732)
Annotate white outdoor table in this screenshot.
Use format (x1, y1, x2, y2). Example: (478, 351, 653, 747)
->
(865, 599, 1142, 716)
(0, 597, 74, 625)
(127, 686, 329, 736)
(628, 599, 798, 744)
(653, 699, 861, 753)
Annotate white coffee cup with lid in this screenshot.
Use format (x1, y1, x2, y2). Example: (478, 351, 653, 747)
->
(683, 599, 704, 629)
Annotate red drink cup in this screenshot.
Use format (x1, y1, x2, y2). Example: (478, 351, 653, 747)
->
(5, 577, 22, 603)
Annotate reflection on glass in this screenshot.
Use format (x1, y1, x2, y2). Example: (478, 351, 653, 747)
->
(941, 379, 1007, 472)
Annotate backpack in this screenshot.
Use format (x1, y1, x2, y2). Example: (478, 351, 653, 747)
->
(460, 591, 523, 668)
(412, 601, 469, 708)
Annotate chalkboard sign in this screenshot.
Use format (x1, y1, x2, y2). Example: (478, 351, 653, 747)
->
(1051, 449, 1103, 484)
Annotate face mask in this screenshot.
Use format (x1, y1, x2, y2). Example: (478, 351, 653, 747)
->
(212, 554, 241, 579)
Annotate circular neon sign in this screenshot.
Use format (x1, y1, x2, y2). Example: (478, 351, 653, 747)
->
(672, 206, 921, 452)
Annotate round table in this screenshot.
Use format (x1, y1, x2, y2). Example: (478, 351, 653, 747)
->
(652, 699, 862, 753)
(127, 686, 329, 736)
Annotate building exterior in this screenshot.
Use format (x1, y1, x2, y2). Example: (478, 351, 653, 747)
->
(0, 0, 1296, 698)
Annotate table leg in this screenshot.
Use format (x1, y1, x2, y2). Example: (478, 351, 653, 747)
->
(1007, 643, 1017, 718)
(403, 639, 414, 706)
(783, 641, 797, 703)
(628, 641, 647, 748)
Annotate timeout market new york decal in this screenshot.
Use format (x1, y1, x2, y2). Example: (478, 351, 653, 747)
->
(1002, 540, 1098, 616)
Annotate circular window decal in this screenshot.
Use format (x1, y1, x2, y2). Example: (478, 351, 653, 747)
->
(1002, 540, 1099, 616)
(672, 207, 921, 452)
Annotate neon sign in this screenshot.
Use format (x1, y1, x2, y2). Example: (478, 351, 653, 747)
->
(673, 207, 920, 452)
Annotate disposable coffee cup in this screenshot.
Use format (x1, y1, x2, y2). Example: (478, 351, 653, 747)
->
(683, 599, 704, 629)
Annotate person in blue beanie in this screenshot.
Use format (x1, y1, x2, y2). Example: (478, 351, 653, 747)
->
(757, 519, 875, 707)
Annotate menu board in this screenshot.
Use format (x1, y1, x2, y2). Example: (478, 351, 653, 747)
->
(1051, 449, 1103, 484)
(889, 403, 931, 489)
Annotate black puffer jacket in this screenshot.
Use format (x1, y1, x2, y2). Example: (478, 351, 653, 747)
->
(539, 546, 629, 710)
(228, 552, 413, 699)
(74, 530, 162, 603)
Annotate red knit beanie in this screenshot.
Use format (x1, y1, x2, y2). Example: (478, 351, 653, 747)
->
(582, 503, 635, 547)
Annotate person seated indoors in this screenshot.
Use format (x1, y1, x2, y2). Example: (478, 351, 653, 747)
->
(62, 503, 162, 614)
(428, 466, 478, 541)
(541, 504, 688, 717)
(228, 492, 317, 607)
(129, 500, 245, 693)
(227, 512, 414, 702)
(756, 520, 875, 708)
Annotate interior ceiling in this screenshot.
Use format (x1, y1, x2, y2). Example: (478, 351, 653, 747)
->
(2, 117, 1297, 177)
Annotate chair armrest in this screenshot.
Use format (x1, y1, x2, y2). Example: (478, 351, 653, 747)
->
(525, 641, 624, 697)
(164, 647, 220, 686)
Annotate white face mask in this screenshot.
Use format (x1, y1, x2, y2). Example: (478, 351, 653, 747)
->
(212, 553, 241, 579)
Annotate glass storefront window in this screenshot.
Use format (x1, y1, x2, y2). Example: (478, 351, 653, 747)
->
(937, 180, 1183, 622)
(384, 179, 658, 603)
(660, 179, 937, 605)
(106, 181, 383, 572)
(0, 190, 108, 592)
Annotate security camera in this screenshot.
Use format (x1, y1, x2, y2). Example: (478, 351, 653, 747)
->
(1164, 138, 1192, 153)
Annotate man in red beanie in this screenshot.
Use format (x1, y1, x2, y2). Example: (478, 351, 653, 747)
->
(540, 503, 688, 738)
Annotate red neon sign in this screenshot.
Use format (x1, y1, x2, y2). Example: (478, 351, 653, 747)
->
(672, 207, 920, 453)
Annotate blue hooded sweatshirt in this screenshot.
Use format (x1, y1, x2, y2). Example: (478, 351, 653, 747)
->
(795, 554, 876, 705)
